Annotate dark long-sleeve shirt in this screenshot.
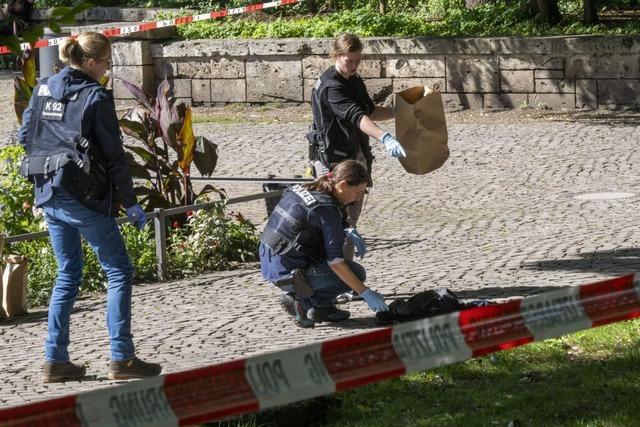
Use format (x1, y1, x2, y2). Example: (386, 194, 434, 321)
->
(311, 66, 375, 162)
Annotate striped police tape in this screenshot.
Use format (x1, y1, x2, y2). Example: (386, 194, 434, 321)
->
(1, 273, 639, 426)
(0, 0, 300, 55)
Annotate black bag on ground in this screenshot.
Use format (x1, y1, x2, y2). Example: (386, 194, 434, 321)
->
(376, 288, 466, 325)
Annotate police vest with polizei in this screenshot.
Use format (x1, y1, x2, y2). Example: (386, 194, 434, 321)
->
(19, 81, 94, 180)
(260, 185, 345, 262)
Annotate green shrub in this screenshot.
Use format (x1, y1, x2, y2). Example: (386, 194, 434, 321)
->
(169, 200, 259, 277)
(0, 146, 259, 307)
(177, 1, 640, 39)
(0, 145, 43, 236)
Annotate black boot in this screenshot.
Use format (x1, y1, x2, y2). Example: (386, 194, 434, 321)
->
(108, 357, 162, 380)
(42, 361, 87, 383)
(279, 293, 315, 328)
(307, 305, 351, 322)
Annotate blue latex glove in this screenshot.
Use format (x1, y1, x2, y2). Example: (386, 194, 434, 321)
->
(361, 289, 389, 312)
(125, 204, 147, 230)
(345, 227, 366, 259)
(381, 132, 406, 158)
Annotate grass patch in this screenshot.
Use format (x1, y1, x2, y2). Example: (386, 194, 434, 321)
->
(209, 319, 640, 426)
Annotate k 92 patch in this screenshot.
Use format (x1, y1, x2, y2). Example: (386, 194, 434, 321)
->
(42, 98, 66, 120)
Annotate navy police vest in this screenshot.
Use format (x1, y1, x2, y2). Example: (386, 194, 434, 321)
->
(261, 185, 345, 263)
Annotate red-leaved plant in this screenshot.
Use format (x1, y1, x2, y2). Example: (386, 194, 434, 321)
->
(118, 78, 221, 209)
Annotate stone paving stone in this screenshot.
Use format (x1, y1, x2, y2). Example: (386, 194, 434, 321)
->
(2, 73, 640, 408)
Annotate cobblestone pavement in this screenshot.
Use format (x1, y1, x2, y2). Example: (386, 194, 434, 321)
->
(2, 79, 640, 408)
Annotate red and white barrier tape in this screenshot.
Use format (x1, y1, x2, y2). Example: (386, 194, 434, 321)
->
(0, 0, 300, 55)
(1, 273, 639, 426)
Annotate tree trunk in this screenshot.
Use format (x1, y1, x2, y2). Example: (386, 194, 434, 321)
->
(583, 0, 599, 24)
(379, 0, 387, 14)
(534, 0, 562, 24)
(307, 0, 318, 14)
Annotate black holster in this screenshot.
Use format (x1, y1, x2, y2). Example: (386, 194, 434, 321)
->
(306, 127, 322, 162)
(274, 268, 314, 297)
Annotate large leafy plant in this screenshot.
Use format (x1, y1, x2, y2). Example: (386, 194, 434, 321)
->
(13, 48, 36, 125)
(119, 78, 221, 209)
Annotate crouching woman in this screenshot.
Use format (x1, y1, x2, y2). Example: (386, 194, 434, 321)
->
(259, 160, 388, 327)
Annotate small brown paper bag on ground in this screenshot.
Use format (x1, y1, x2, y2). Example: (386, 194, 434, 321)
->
(2, 254, 29, 317)
(394, 85, 449, 175)
(0, 234, 5, 319)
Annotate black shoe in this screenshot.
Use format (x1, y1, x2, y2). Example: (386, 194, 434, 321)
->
(43, 361, 87, 383)
(307, 305, 351, 322)
(334, 290, 363, 304)
(279, 293, 315, 328)
(108, 356, 162, 380)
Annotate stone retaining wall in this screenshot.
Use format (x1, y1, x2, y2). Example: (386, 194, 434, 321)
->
(112, 36, 640, 110)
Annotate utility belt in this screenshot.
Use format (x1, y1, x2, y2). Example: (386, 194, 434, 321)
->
(20, 138, 111, 212)
(19, 137, 90, 180)
(305, 127, 374, 186)
(274, 268, 314, 297)
(306, 128, 356, 168)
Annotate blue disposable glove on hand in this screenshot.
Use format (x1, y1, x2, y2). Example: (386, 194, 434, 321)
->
(126, 204, 147, 230)
(345, 227, 366, 259)
(361, 288, 389, 312)
(381, 132, 406, 158)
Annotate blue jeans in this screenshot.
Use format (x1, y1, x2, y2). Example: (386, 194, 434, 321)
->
(302, 260, 366, 309)
(43, 188, 135, 363)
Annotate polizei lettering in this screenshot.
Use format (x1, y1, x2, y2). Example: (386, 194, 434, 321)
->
(247, 359, 292, 397)
(108, 385, 173, 426)
(291, 185, 317, 206)
(304, 352, 331, 385)
(393, 322, 459, 362)
(522, 295, 583, 330)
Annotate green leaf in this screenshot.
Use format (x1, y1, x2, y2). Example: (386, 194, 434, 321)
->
(192, 136, 219, 177)
(125, 145, 156, 165)
(125, 152, 152, 180)
(14, 76, 34, 125)
(195, 184, 225, 201)
(120, 117, 150, 145)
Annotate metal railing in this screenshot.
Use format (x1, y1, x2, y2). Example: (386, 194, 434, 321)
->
(5, 191, 282, 280)
(4, 187, 309, 280)
(4, 176, 313, 280)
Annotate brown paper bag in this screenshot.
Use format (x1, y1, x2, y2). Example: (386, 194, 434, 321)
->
(0, 235, 5, 319)
(394, 85, 449, 175)
(2, 254, 28, 317)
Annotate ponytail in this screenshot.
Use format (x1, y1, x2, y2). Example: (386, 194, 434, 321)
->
(59, 32, 111, 66)
(304, 160, 369, 194)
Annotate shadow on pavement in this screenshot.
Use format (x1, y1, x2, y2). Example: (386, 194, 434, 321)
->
(0, 310, 48, 326)
(0, 303, 99, 327)
(541, 110, 640, 126)
(521, 247, 640, 277)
